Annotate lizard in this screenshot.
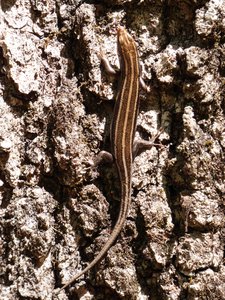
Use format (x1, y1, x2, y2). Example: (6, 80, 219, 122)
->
(56, 26, 159, 293)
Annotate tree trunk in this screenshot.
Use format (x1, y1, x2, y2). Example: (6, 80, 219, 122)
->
(0, 1, 224, 299)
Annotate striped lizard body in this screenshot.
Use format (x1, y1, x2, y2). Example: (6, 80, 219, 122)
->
(58, 26, 140, 292)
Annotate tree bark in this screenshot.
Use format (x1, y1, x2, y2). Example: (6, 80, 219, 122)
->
(0, 0, 224, 299)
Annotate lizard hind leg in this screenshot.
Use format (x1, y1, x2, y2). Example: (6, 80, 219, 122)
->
(133, 128, 164, 158)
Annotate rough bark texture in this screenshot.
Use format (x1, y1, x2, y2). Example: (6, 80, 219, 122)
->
(0, 0, 225, 299)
